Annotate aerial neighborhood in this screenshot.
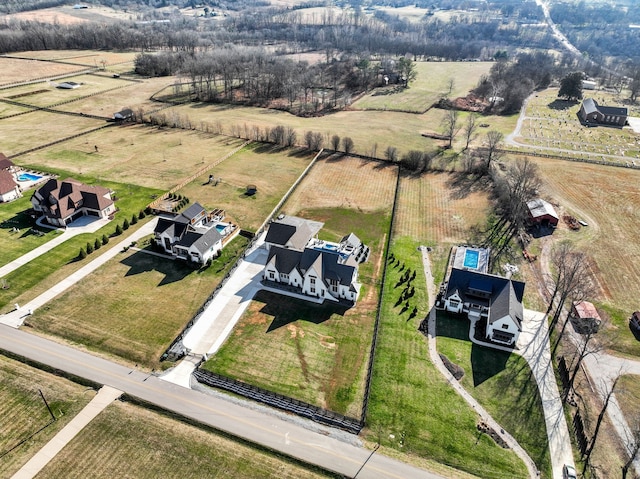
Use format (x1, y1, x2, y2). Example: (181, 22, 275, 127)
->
(1, 2, 640, 479)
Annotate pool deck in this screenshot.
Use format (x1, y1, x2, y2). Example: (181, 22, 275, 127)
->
(451, 245, 490, 274)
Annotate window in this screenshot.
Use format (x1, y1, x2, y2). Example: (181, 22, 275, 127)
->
(268, 271, 275, 280)
(309, 276, 316, 294)
(329, 278, 338, 293)
(449, 299, 459, 307)
(280, 273, 289, 281)
(502, 324, 509, 330)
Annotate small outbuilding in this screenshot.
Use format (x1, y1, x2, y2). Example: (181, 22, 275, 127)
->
(113, 108, 133, 121)
(527, 199, 559, 227)
(57, 81, 81, 89)
(570, 301, 602, 334)
(246, 184, 257, 196)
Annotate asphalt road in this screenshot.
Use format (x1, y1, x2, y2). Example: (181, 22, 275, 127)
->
(0, 324, 445, 479)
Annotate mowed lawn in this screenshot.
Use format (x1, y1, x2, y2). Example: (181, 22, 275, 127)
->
(0, 355, 92, 478)
(436, 313, 551, 478)
(16, 125, 247, 190)
(28, 235, 248, 369)
(0, 195, 63, 267)
(352, 61, 493, 113)
(177, 144, 316, 232)
(533, 156, 640, 357)
(37, 400, 337, 479)
(204, 158, 398, 417)
(366, 237, 529, 479)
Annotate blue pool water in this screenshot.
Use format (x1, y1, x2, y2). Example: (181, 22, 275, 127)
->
(215, 224, 227, 233)
(17, 173, 42, 182)
(463, 249, 480, 269)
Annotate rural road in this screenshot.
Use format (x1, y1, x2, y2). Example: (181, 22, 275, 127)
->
(0, 324, 446, 479)
(533, 0, 580, 56)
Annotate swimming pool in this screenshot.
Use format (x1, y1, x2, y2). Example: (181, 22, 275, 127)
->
(215, 224, 227, 233)
(17, 173, 42, 182)
(463, 249, 480, 269)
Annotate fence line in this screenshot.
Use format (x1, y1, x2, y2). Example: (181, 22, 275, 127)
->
(194, 369, 363, 434)
(495, 147, 640, 170)
(8, 124, 115, 159)
(360, 164, 401, 423)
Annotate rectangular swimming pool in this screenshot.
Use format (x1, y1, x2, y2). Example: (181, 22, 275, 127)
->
(463, 249, 480, 269)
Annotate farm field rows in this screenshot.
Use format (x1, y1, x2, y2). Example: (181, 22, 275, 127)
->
(38, 400, 336, 479)
(203, 156, 398, 417)
(17, 125, 247, 190)
(533, 156, 640, 357)
(0, 355, 92, 478)
(177, 144, 315, 232)
(352, 61, 493, 113)
(28, 235, 249, 369)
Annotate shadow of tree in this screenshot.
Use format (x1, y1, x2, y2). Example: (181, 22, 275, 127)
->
(120, 250, 194, 286)
(446, 170, 492, 200)
(250, 290, 348, 332)
(547, 99, 578, 110)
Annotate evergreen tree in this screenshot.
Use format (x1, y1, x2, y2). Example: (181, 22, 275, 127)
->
(78, 248, 87, 260)
(102, 234, 109, 245)
(115, 224, 123, 235)
(94, 238, 101, 250)
(558, 71, 584, 101)
(123, 218, 130, 230)
(131, 214, 138, 225)
(86, 242, 94, 254)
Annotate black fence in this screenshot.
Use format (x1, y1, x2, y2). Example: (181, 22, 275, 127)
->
(194, 369, 363, 434)
(360, 164, 401, 422)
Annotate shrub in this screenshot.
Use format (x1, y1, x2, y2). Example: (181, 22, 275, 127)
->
(123, 219, 130, 230)
(86, 242, 94, 254)
(102, 234, 109, 245)
(131, 214, 138, 225)
(138, 210, 146, 219)
(94, 238, 101, 250)
(115, 224, 123, 235)
(78, 248, 87, 260)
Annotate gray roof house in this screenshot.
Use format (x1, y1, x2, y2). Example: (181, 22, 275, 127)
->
(441, 268, 525, 346)
(153, 202, 223, 264)
(578, 98, 628, 127)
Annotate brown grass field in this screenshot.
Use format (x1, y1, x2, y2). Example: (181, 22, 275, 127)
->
(284, 155, 398, 214)
(0, 355, 92, 478)
(528, 156, 640, 356)
(205, 157, 398, 417)
(0, 102, 34, 118)
(352, 61, 493, 113)
(38, 400, 335, 479)
(16, 125, 246, 190)
(5, 49, 138, 66)
(28, 236, 248, 369)
(0, 57, 86, 85)
(177, 144, 315, 231)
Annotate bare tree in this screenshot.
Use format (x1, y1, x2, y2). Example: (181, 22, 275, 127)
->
(342, 137, 355, 154)
(304, 130, 314, 150)
(331, 134, 340, 151)
(622, 421, 640, 479)
(447, 77, 455, 96)
(582, 377, 619, 475)
(441, 108, 461, 149)
(484, 130, 504, 171)
(564, 330, 604, 403)
(462, 113, 479, 150)
(385, 146, 398, 162)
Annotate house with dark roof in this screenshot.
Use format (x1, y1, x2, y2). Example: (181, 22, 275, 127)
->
(31, 178, 115, 227)
(578, 98, 628, 127)
(441, 268, 525, 346)
(153, 202, 228, 264)
(0, 170, 21, 202)
(0, 153, 15, 172)
(262, 216, 367, 305)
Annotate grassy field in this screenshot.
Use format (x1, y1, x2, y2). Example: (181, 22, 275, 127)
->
(436, 313, 551, 478)
(531, 156, 640, 357)
(0, 102, 35, 117)
(352, 61, 493, 113)
(16, 125, 247, 190)
(37, 400, 337, 479)
(177, 143, 315, 231)
(28, 235, 248, 369)
(516, 88, 640, 163)
(203, 158, 397, 417)
(4, 49, 138, 66)
(0, 56, 86, 85)
(617, 374, 640, 429)
(0, 176, 162, 313)
(0, 110, 105, 155)
(366, 236, 528, 478)
(0, 354, 92, 478)
(0, 194, 63, 267)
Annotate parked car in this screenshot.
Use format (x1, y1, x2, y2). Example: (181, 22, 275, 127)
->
(563, 464, 577, 479)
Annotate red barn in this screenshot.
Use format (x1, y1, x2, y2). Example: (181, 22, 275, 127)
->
(527, 199, 559, 227)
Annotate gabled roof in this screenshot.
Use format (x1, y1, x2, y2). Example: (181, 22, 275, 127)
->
(340, 232, 361, 249)
(527, 198, 559, 220)
(299, 248, 356, 286)
(265, 215, 323, 251)
(581, 98, 598, 115)
(582, 98, 628, 117)
(265, 222, 297, 247)
(572, 301, 601, 321)
(177, 227, 222, 254)
(154, 217, 189, 238)
(0, 153, 14, 171)
(446, 268, 525, 328)
(181, 202, 206, 221)
(0, 170, 17, 194)
(33, 178, 112, 219)
(266, 246, 302, 275)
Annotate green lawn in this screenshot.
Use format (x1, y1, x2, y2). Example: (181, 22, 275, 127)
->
(37, 400, 337, 479)
(0, 175, 162, 313)
(353, 61, 493, 113)
(28, 235, 248, 369)
(366, 236, 529, 479)
(436, 313, 551, 478)
(204, 207, 390, 417)
(0, 355, 92, 478)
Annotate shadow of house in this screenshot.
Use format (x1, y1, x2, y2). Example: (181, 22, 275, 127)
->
(470, 343, 510, 387)
(120, 250, 193, 286)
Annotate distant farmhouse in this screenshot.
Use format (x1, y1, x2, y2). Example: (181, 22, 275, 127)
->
(527, 198, 559, 228)
(578, 98, 628, 127)
(31, 178, 115, 227)
(56, 81, 81, 90)
(262, 215, 369, 306)
(153, 202, 236, 264)
(438, 246, 525, 347)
